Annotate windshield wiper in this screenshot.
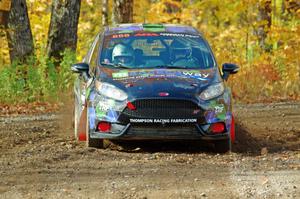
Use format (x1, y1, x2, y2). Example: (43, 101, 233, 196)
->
(100, 62, 131, 69)
(154, 65, 187, 69)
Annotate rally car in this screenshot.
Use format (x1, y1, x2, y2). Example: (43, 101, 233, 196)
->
(71, 24, 239, 153)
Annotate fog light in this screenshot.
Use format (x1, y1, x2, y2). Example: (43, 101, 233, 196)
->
(97, 121, 111, 132)
(211, 122, 225, 134)
(127, 102, 136, 110)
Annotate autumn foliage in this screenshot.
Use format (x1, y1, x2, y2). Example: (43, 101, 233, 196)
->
(0, 0, 299, 104)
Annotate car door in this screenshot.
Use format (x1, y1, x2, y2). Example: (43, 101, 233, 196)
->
(76, 34, 101, 107)
(74, 33, 101, 129)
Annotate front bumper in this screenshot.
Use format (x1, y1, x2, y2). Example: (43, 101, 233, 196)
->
(89, 123, 230, 140)
(88, 92, 232, 141)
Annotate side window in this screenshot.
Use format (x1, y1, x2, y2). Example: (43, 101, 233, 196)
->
(89, 33, 103, 74)
(83, 34, 99, 64)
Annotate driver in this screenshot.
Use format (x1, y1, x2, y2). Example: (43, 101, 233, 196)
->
(170, 40, 199, 67)
(112, 43, 135, 67)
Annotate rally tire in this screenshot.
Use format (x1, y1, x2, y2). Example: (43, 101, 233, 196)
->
(213, 138, 231, 153)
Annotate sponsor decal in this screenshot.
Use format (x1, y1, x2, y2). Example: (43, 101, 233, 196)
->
(214, 105, 225, 113)
(129, 118, 197, 123)
(112, 69, 212, 80)
(112, 71, 129, 79)
(96, 99, 115, 112)
(95, 105, 106, 118)
(204, 100, 227, 123)
(134, 33, 159, 37)
(111, 34, 130, 39)
(160, 33, 200, 38)
(182, 71, 210, 79)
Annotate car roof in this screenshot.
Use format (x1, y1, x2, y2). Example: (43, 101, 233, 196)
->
(104, 23, 200, 35)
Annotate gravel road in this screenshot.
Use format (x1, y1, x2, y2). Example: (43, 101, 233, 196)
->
(0, 102, 299, 199)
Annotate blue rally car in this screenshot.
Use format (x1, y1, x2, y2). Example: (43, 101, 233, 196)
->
(71, 24, 239, 153)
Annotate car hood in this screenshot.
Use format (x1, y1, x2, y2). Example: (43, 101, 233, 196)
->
(98, 67, 221, 100)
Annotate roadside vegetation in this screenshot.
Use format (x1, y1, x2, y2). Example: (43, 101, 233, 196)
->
(0, 0, 299, 106)
(0, 49, 75, 104)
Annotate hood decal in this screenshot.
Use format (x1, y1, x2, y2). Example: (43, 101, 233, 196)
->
(111, 69, 214, 81)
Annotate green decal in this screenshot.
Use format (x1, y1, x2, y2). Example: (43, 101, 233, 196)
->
(143, 24, 165, 32)
(210, 101, 226, 120)
(209, 100, 217, 108)
(112, 71, 129, 79)
(217, 113, 226, 120)
(95, 105, 106, 118)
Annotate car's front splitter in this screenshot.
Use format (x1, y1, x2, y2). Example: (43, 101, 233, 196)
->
(89, 123, 230, 141)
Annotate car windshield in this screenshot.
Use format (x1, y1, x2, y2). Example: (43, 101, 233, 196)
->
(100, 32, 216, 69)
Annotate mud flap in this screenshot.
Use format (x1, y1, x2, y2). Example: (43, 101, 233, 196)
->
(77, 105, 87, 141)
(230, 115, 235, 143)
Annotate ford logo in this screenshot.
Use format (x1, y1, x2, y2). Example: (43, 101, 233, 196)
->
(158, 92, 169, 97)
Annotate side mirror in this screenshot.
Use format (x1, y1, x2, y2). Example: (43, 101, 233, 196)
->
(71, 63, 89, 73)
(71, 62, 90, 82)
(222, 63, 239, 80)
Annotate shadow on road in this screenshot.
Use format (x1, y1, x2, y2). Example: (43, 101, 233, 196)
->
(108, 119, 298, 155)
(109, 139, 213, 154)
(231, 122, 263, 155)
(233, 119, 299, 155)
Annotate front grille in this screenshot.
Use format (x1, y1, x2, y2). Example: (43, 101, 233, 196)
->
(127, 126, 199, 136)
(121, 99, 203, 120)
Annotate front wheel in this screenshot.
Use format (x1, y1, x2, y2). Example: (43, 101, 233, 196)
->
(213, 138, 231, 153)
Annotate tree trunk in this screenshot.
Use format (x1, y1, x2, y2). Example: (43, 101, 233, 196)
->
(112, 0, 133, 25)
(47, 0, 81, 61)
(5, 0, 34, 63)
(102, 0, 109, 26)
(256, 0, 272, 51)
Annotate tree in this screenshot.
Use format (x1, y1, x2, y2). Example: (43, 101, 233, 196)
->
(102, 0, 109, 26)
(112, 0, 133, 25)
(5, 0, 34, 63)
(47, 0, 81, 61)
(256, 0, 272, 51)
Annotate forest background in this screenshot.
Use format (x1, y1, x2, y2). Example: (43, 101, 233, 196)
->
(0, 0, 299, 108)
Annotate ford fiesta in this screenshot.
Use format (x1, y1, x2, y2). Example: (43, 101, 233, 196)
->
(71, 24, 239, 153)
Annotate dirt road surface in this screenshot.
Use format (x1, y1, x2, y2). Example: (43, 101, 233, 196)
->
(0, 102, 299, 199)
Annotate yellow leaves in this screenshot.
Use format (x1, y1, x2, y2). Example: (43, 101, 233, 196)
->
(76, 0, 102, 61)
(147, 0, 182, 23)
(26, 0, 51, 55)
(0, 35, 9, 66)
(0, 0, 11, 11)
(133, 0, 150, 23)
(86, 0, 93, 6)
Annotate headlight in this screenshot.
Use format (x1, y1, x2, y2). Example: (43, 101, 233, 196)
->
(199, 83, 225, 100)
(95, 81, 128, 101)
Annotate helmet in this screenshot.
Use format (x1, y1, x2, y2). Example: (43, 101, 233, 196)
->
(112, 44, 135, 67)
